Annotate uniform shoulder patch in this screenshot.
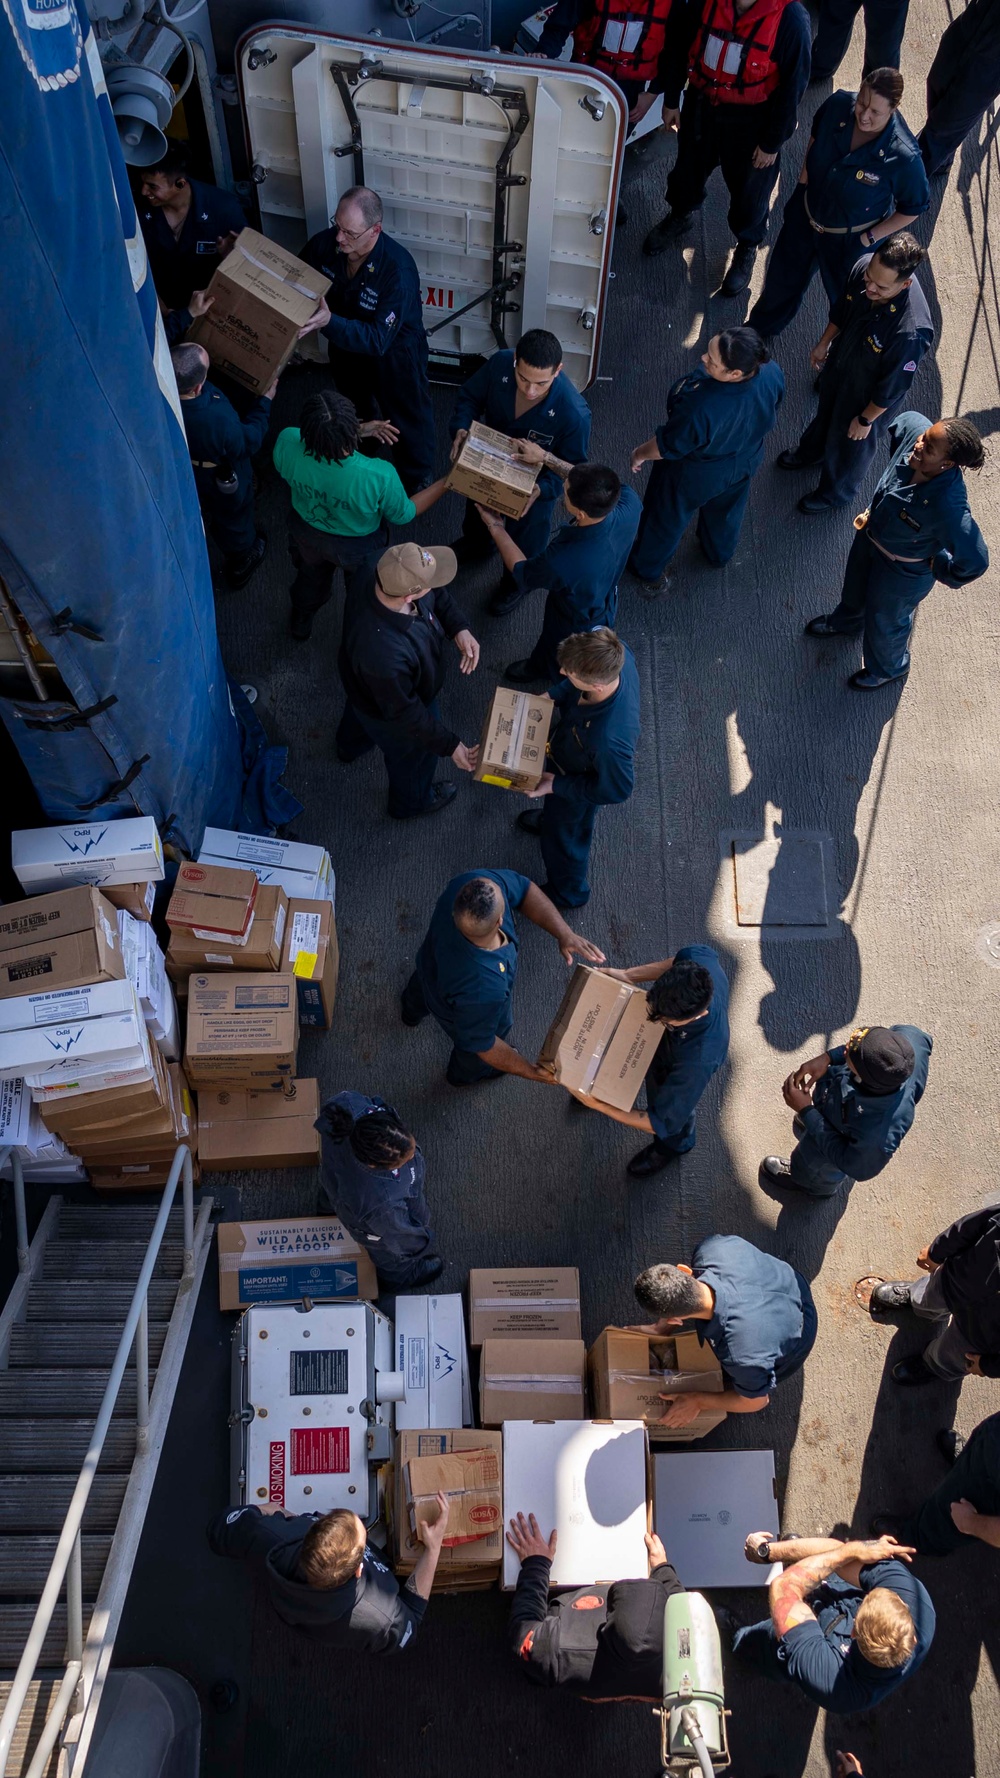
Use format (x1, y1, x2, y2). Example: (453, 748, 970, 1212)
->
(902, 361, 917, 372)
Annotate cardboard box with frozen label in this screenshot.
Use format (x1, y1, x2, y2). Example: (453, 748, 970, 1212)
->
(469, 1267, 581, 1344)
(187, 229, 331, 396)
(217, 1214, 378, 1310)
(199, 1078, 321, 1170)
(474, 689, 554, 793)
(281, 898, 338, 1028)
(394, 1293, 470, 1431)
(392, 1429, 503, 1580)
(447, 422, 540, 519)
(589, 1328, 726, 1442)
(653, 1450, 780, 1589)
(480, 1338, 587, 1425)
(0, 887, 124, 1000)
(502, 1420, 650, 1590)
(183, 972, 298, 1087)
(12, 817, 164, 892)
(0, 980, 148, 1083)
(539, 965, 661, 1111)
(199, 829, 335, 907)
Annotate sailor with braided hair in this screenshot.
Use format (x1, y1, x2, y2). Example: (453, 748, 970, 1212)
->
(315, 1091, 443, 1289)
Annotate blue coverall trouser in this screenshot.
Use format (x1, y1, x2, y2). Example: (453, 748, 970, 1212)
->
(335, 701, 444, 817)
(401, 972, 511, 1085)
(748, 187, 868, 339)
(823, 528, 935, 679)
(631, 457, 754, 578)
(540, 795, 598, 908)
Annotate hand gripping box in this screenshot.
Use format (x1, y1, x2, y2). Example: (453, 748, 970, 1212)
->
(474, 688, 554, 792)
(501, 1420, 650, 1590)
(392, 1429, 503, 1576)
(447, 421, 540, 519)
(186, 228, 331, 396)
(12, 818, 164, 892)
(183, 972, 298, 1087)
(588, 1328, 725, 1443)
(479, 1338, 587, 1426)
(217, 1215, 377, 1310)
(468, 1267, 581, 1344)
(407, 1447, 503, 1547)
(538, 965, 661, 1111)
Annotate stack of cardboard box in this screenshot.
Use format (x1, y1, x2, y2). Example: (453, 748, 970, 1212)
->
(198, 829, 335, 906)
(469, 1267, 587, 1424)
(391, 1430, 504, 1593)
(588, 1328, 726, 1442)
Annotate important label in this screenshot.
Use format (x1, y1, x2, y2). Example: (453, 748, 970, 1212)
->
(290, 1426, 350, 1475)
(290, 1348, 349, 1395)
(236, 1264, 361, 1306)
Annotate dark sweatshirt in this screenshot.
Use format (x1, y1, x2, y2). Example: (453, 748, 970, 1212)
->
(509, 1554, 683, 1694)
(337, 563, 470, 756)
(929, 1204, 1000, 1375)
(207, 1506, 427, 1651)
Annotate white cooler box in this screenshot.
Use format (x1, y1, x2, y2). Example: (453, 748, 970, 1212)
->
(231, 1302, 399, 1526)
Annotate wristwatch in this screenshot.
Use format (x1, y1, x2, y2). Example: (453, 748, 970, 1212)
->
(855, 413, 872, 428)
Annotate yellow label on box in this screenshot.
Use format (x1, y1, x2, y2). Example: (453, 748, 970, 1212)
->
(293, 951, 317, 978)
(482, 774, 513, 788)
(181, 1088, 192, 1116)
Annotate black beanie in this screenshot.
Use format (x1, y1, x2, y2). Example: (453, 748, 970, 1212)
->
(848, 1026, 915, 1093)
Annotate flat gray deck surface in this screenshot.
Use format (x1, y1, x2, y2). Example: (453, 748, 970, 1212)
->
(113, 7, 1000, 1773)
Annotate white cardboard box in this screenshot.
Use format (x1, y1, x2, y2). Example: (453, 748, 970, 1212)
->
(5, 1007, 147, 1081)
(0, 977, 138, 1034)
(393, 1293, 470, 1431)
(199, 829, 335, 908)
(12, 819, 164, 892)
(653, 1450, 781, 1589)
(501, 1419, 649, 1590)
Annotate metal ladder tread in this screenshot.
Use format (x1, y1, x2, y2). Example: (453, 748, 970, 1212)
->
(40, 1240, 184, 1279)
(8, 1323, 170, 1368)
(0, 1604, 93, 1667)
(0, 1372, 139, 1416)
(26, 1281, 178, 1321)
(0, 1421, 136, 1473)
(0, 1476, 128, 1533)
(55, 1206, 186, 1237)
(0, 1676, 64, 1778)
(0, 1535, 113, 1592)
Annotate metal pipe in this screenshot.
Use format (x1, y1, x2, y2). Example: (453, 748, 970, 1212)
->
(135, 1300, 150, 1458)
(182, 1147, 194, 1284)
(65, 1534, 83, 1666)
(0, 1145, 192, 1778)
(3, 1149, 29, 1275)
(22, 1664, 81, 1778)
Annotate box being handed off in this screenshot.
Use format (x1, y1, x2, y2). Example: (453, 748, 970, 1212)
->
(475, 688, 553, 792)
(187, 229, 330, 396)
(538, 965, 661, 1111)
(447, 421, 540, 519)
(589, 1328, 725, 1443)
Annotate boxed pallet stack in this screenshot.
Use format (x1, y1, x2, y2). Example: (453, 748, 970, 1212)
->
(391, 1430, 503, 1593)
(198, 829, 335, 906)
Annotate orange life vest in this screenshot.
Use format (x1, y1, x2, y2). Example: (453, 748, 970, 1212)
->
(573, 0, 676, 83)
(686, 0, 789, 105)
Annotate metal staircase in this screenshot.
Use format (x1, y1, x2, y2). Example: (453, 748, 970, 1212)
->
(0, 1150, 214, 1778)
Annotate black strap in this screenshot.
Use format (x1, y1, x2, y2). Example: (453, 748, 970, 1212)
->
(49, 607, 104, 643)
(23, 695, 118, 732)
(77, 753, 151, 812)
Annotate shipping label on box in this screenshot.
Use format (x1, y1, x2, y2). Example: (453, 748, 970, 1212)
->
(480, 1338, 587, 1426)
(0, 976, 138, 1034)
(539, 965, 661, 1111)
(501, 1420, 649, 1590)
(200, 831, 334, 907)
(12, 818, 163, 891)
(282, 899, 339, 1028)
(186, 229, 330, 396)
(588, 1328, 725, 1443)
(469, 1267, 581, 1344)
(447, 421, 539, 519)
(475, 688, 554, 792)
(184, 972, 298, 1080)
(217, 1215, 377, 1309)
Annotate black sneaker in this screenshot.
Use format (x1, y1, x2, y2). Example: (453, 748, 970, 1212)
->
(777, 449, 823, 472)
(870, 1282, 914, 1313)
(626, 1143, 679, 1179)
(517, 809, 544, 836)
(936, 1428, 964, 1466)
(892, 1354, 937, 1386)
(227, 533, 267, 590)
(289, 610, 313, 641)
(805, 615, 844, 637)
(718, 242, 757, 298)
(392, 1255, 445, 1290)
(389, 782, 458, 821)
(643, 211, 694, 255)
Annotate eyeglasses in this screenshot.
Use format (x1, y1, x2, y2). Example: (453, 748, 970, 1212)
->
(333, 220, 376, 244)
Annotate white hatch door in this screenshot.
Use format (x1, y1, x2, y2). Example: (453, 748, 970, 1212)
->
(236, 27, 627, 387)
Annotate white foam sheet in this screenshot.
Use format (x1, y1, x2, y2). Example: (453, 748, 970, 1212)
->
(502, 1420, 648, 1589)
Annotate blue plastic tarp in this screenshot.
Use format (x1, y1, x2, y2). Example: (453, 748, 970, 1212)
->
(0, 0, 300, 850)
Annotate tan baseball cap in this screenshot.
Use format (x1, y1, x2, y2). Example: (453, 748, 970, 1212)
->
(377, 541, 458, 598)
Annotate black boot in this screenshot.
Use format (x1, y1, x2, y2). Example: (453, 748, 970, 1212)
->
(719, 242, 757, 298)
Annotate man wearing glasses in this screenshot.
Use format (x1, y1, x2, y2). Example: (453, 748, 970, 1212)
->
(302, 186, 436, 493)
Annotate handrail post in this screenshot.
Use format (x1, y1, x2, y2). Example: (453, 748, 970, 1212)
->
(182, 1147, 194, 1285)
(65, 1533, 83, 1666)
(3, 1149, 29, 1276)
(135, 1300, 150, 1458)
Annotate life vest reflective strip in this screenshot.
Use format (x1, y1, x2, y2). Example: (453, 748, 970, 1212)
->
(686, 0, 789, 105)
(573, 0, 675, 82)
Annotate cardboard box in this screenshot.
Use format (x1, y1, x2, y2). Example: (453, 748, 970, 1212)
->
(0, 984, 149, 1083)
(0, 976, 138, 1035)
(469, 1267, 581, 1344)
(186, 228, 330, 396)
(407, 1447, 503, 1547)
(217, 1214, 378, 1310)
(653, 1451, 780, 1589)
(281, 899, 339, 1028)
(37, 1059, 168, 1127)
(394, 1293, 470, 1431)
(102, 881, 155, 921)
(480, 1338, 586, 1426)
(166, 861, 259, 940)
(501, 1420, 649, 1590)
(199, 829, 335, 907)
(538, 965, 660, 1111)
(183, 972, 298, 1087)
(0, 890, 124, 1000)
(588, 1328, 726, 1443)
(70, 1064, 192, 1157)
(474, 688, 554, 793)
(30, 1058, 158, 1104)
(167, 886, 288, 978)
(447, 421, 540, 519)
(198, 1078, 320, 1170)
(11, 818, 164, 892)
(393, 1430, 503, 1574)
(89, 1155, 201, 1193)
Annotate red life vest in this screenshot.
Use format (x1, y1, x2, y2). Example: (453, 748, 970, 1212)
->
(686, 0, 789, 105)
(572, 0, 676, 83)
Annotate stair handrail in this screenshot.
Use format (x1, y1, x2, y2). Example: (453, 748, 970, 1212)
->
(0, 1147, 30, 1275)
(0, 1143, 195, 1778)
